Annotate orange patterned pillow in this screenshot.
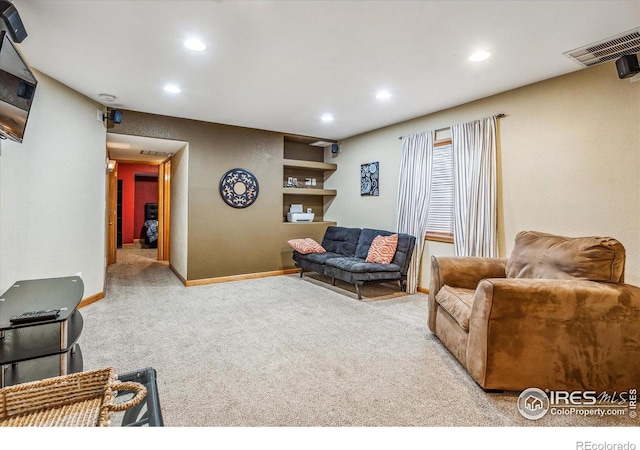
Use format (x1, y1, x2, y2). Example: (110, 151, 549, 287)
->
(366, 234, 398, 264)
(288, 238, 326, 254)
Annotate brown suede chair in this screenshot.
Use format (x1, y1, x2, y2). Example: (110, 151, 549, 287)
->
(428, 230, 640, 392)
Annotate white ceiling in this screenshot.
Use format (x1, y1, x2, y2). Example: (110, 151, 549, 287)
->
(10, 0, 640, 152)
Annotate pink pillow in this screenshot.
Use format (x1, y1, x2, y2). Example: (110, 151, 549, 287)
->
(288, 238, 326, 254)
(366, 234, 398, 264)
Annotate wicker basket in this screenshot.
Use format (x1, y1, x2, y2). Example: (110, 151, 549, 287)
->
(0, 367, 147, 427)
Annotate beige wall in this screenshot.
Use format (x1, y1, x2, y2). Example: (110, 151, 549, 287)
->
(327, 62, 640, 287)
(0, 70, 107, 296)
(111, 112, 331, 281)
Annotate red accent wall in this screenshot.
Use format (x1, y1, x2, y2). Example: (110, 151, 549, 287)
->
(118, 164, 159, 244)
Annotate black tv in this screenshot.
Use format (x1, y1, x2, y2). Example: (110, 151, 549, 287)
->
(0, 30, 36, 143)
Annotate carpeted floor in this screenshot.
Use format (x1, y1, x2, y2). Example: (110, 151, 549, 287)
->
(77, 248, 635, 428)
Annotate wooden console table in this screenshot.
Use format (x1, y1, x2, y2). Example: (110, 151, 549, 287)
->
(0, 276, 84, 387)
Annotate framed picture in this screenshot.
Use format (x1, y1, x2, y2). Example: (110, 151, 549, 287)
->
(361, 162, 379, 196)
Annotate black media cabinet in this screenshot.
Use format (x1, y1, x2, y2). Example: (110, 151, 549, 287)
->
(0, 276, 84, 387)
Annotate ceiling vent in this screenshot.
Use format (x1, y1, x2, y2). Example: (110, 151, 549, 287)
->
(140, 150, 172, 157)
(309, 141, 334, 147)
(564, 27, 640, 67)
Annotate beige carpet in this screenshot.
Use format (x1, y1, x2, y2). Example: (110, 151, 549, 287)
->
(77, 248, 636, 430)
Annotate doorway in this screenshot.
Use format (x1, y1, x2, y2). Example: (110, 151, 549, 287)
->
(121, 164, 159, 252)
(106, 133, 184, 267)
(108, 160, 167, 263)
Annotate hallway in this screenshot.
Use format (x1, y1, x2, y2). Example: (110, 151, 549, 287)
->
(106, 247, 178, 290)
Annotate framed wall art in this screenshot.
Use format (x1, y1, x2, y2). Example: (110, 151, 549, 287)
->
(219, 168, 259, 208)
(361, 162, 379, 196)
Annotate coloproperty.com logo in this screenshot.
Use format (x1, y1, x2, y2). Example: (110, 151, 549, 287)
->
(517, 387, 637, 420)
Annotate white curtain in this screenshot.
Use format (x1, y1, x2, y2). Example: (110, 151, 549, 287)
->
(451, 117, 498, 257)
(396, 131, 435, 293)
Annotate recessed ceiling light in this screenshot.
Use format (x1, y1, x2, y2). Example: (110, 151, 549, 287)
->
(99, 93, 117, 102)
(469, 50, 491, 62)
(376, 90, 392, 100)
(164, 84, 181, 94)
(184, 38, 206, 52)
(321, 113, 334, 123)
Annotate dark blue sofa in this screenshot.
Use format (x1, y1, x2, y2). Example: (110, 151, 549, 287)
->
(292, 226, 416, 299)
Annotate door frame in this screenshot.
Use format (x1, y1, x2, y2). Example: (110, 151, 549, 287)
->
(106, 163, 118, 266)
(157, 159, 171, 261)
(106, 158, 171, 265)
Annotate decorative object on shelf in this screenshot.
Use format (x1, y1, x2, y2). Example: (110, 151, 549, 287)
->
(284, 176, 299, 188)
(361, 161, 379, 196)
(219, 168, 259, 208)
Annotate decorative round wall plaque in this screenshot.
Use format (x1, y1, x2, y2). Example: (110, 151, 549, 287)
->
(219, 168, 259, 208)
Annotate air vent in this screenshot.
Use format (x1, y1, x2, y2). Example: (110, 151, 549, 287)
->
(564, 27, 640, 67)
(140, 150, 173, 157)
(309, 141, 334, 147)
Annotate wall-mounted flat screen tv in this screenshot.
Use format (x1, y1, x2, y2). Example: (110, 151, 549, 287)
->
(0, 30, 36, 143)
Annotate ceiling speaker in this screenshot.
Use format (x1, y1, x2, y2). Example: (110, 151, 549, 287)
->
(107, 109, 123, 124)
(616, 54, 640, 79)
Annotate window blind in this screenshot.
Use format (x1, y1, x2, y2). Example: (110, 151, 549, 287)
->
(426, 143, 454, 235)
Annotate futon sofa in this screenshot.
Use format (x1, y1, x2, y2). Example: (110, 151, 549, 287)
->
(429, 230, 640, 392)
(292, 226, 416, 299)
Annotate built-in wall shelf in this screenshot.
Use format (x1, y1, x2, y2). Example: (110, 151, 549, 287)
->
(283, 159, 337, 172)
(282, 135, 337, 224)
(282, 187, 337, 196)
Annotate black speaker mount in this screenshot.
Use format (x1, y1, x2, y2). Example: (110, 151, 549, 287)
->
(0, 1, 26, 43)
(616, 54, 640, 79)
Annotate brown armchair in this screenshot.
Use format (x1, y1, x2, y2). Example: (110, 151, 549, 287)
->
(428, 230, 640, 392)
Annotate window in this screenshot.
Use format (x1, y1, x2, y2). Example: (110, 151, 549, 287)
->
(425, 140, 454, 243)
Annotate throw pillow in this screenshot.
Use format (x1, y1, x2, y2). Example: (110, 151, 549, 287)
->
(366, 234, 398, 264)
(288, 238, 326, 254)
